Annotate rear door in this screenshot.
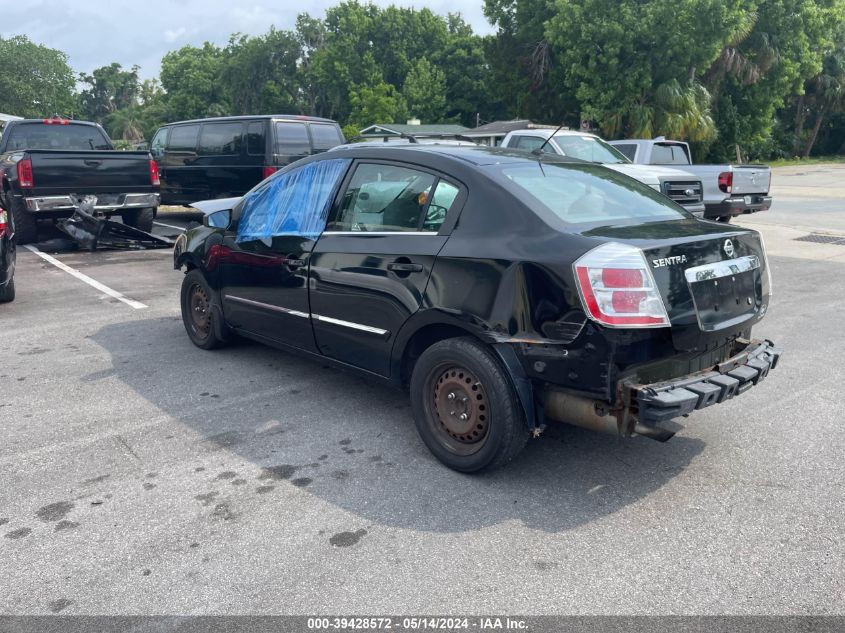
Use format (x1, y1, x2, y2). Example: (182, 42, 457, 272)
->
(196, 121, 246, 199)
(309, 161, 464, 376)
(271, 120, 311, 168)
(162, 124, 201, 204)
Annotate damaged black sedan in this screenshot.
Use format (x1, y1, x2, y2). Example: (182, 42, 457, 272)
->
(173, 145, 781, 472)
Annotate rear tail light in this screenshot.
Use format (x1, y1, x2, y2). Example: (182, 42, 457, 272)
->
(0, 209, 8, 238)
(18, 158, 34, 188)
(718, 171, 733, 193)
(42, 117, 70, 125)
(149, 160, 160, 186)
(574, 242, 670, 328)
(262, 166, 278, 179)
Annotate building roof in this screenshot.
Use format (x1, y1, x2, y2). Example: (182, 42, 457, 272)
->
(359, 123, 470, 137)
(463, 119, 561, 137)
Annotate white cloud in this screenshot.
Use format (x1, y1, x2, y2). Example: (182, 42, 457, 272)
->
(164, 27, 187, 43)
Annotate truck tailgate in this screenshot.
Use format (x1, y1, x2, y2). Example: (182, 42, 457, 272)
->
(730, 166, 770, 195)
(27, 150, 153, 196)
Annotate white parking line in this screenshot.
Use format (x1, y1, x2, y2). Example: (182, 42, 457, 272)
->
(153, 221, 187, 232)
(24, 245, 148, 310)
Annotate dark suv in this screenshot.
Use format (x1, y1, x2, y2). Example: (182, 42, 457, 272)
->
(173, 145, 781, 472)
(150, 115, 344, 206)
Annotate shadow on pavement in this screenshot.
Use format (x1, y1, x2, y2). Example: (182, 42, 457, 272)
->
(90, 316, 704, 534)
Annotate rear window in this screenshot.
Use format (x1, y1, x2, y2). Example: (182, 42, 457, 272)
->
(310, 123, 343, 151)
(274, 122, 310, 156)
(198, 122, 243, 155)
(651, 143, 690, 165)
(496, 162, 687, 226)
(168, 125, 199, 153)
(4, 123, 111, 150)
(553, 134, 629, 164)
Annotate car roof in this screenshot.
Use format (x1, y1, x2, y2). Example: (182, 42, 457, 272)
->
(509, 128, 601, 140)
(15, 119, 100, 127)
(161, 114, 338, 127)
(326, 143, 583, 167)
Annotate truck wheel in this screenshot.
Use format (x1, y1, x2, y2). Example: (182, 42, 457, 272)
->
(0, 278, 14, 303)
(717, 216, 732, 223)
(10, 198, 38, 245)
(410, 337, 529, 472)
(180, 269, 229, 350)
(122, 207, 155, 233)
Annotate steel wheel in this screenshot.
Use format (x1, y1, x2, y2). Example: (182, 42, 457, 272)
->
(426, 364, 491, 456)
(188, 283, 211, 340)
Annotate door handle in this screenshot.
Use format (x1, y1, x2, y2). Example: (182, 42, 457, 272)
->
(84, 160, 102, 166)
(284, 258, 305, 268)
(387, 262, 423, 273)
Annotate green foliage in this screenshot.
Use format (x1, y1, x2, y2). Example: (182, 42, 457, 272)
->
(348, 80, 408, 129)
(160, 43, 229, 121)
(403, 58, 447, 123)
(79, 63, 140, 122)
(0, 35, 76, 118)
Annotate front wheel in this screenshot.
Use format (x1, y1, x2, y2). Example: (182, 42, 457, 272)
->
(180, 269, 229, 350)
(410, 337, 529, 472)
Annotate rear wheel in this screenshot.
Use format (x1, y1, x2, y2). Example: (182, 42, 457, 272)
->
(410, 337, 529, 472)
(0, 278, 14, 303)
(180, 269, 229, 349)
(10, 198, 38, 245)
(716, 215, 732, 223)
(122, 207, 155, 233)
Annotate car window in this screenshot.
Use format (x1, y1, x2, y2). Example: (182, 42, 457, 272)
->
(246, 121, 265, 156)
(612, 143, 637, 161)
(150, 128, 167, 159)
(168, 125, 199, 153)
(514, 135, 546, 152)
(4, 123, 112, 150)
(329, 163, 439, 232)
(497, 162, 686, 226)
(236, 158, 351, 243)
(651, 143, 691, 165)
(424, 180, 460, 232)
(310, 124, 343, 151)
(553, 134, 629, 163)
(274, 122, 310, 156)
(198, 122, 243, 156)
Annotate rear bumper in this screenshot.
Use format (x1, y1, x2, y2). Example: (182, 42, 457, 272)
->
(24, 193, 160, 214)
(631, 338, 782, 425)
(705, 195, 772, 218)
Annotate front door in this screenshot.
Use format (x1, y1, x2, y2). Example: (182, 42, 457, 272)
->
(309, 161, 463, 376)
(219, 157, 351, 352)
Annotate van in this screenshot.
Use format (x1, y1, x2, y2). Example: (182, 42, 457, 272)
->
(150, 115, 345, 206)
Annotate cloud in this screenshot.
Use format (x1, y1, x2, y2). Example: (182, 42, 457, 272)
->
(164, 27, 187, 43)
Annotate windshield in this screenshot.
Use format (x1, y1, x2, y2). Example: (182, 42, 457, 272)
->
(496, 162, 687, 226)
(3, 123, 112, 151)
(553, 134, 629, 164)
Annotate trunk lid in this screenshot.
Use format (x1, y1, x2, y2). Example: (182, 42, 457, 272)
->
(583, 219, 770, 351)
(26, 150, 154, 196)
(729, 166, 771, 195)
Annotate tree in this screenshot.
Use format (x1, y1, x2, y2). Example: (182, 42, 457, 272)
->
(403, 58, 447, 122)
(78, 63, 140, 123)
(160, 43, 229, 120)
(348, 79, 408, 129)
(0, 35, 75, 118)
(800, 47, 845, 156)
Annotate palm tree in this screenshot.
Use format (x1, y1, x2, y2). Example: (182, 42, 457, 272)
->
(106, 107, 144, 142)
(801, 48, 845, 157)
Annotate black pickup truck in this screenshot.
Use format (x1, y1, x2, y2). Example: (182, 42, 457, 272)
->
(0, 118, 160, 244)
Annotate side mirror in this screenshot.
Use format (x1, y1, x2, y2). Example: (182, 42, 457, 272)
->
(204, 209, 232, 229)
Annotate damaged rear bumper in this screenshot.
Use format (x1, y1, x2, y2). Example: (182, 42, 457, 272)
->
(631, 338, 782, 426)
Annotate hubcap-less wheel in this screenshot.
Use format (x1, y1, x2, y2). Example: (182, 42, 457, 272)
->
(188, 283, 211, 339)
(429, 365, 490, 456)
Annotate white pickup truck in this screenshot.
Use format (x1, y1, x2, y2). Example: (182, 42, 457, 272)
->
(608, 138, 772, 222)
(500, 129, 706, 217)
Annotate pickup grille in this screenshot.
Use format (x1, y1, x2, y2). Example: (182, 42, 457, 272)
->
(662, 180, 703, 206)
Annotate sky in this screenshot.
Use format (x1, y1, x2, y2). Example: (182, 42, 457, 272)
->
(3, 0, 494, 80)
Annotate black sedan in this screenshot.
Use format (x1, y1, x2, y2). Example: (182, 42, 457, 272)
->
(0, 204, 14, 302)
(173, 145, 781, 472)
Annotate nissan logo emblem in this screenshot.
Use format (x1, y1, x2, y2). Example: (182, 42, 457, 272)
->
(724, 239, 735, 258)
(684, 188, 695, 197)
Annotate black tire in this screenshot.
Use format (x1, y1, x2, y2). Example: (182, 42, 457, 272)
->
(0, 278, 14, 303)
(180, 269, 229, 350)
(10, 197, 38, 245)
(716, 215, 732, 223)
(410, 337, 529, 473)
(122, 207, 155, 233)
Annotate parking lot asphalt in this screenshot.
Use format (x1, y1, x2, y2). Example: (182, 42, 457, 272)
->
(1, 172, 843, 616)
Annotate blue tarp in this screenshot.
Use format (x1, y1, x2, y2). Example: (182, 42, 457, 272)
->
(236, 158, 351, 243)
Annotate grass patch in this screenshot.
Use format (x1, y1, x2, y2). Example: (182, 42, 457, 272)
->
(768, 155, 845, 167)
